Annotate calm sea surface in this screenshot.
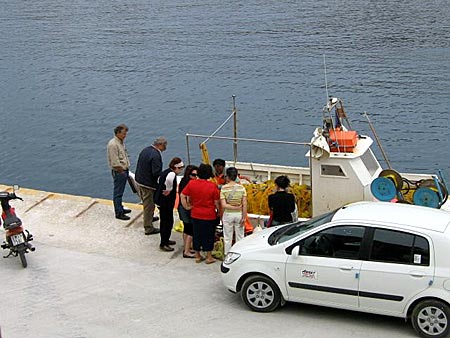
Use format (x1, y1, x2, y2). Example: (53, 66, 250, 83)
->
(1, 0, 450, 202)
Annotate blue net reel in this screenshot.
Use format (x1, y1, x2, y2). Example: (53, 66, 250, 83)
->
(413, 188, 440, 208)
(371, 169, 448, 209)
(370, 169, 403, 202)
(412, 178, 447, 209)
(371, 177, 397, 201)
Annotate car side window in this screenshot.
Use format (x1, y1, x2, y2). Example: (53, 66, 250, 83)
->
(413, 236, 430, 266)
(370, 229, 430, 266)
(300, 226, 365, 259)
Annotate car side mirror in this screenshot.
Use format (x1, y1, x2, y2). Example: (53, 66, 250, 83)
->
(285, 242, 303, 256)
(291, 245, 301, 257)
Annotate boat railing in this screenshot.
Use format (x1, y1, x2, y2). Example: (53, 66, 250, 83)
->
(185, 133, 312, 184)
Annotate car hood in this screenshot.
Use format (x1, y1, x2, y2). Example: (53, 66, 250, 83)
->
(229, 226, 281, 253)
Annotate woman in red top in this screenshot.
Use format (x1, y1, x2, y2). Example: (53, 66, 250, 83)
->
(180, 163, 220, 264)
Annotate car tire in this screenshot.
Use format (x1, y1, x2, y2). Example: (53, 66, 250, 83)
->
(412, 300, 450, 338)
(241, 275, 281, 312)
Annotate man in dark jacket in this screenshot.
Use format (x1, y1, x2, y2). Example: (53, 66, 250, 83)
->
(135, 137, 167, 235)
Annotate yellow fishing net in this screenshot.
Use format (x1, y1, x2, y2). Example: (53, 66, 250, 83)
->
(244, 180, 312, 218)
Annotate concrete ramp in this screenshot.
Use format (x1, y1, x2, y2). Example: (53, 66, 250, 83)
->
(0, 185, 188, 265)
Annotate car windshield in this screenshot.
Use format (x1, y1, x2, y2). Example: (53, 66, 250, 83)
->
(268, 209, 337, 245)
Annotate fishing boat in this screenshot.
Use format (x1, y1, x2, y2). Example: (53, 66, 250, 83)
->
(185, 95, 449, 223)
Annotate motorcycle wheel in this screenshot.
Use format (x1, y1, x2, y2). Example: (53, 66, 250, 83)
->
(19, 250, 27, 268)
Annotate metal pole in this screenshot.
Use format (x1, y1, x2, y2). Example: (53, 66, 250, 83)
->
(185, 134, 191, 165)
(232, 95, 238, 164)
(309, 143, 314, 217)
(363, 112, 392, 169)
(185, 133, 309, 147)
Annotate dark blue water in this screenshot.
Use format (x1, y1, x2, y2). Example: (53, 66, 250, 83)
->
(1, 0, 450, 201)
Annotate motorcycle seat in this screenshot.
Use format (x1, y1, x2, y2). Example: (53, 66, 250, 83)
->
(3, 215, 22, 230)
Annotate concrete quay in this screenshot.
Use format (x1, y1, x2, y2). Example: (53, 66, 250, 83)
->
(0, 186, 414, 338)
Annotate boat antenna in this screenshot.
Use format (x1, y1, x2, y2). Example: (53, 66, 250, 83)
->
(321, 55, 335, 136)
(232, 95, 238, 164)
(323, 55, 329, 102)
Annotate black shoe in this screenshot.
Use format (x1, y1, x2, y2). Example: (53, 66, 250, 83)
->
(116, 214, 130, 221)
(145, 228, 160, 235)
(159, 245, 174, 252)
(123, 208, 132, 214)
(152, 216, 160, 222)
(168, 240, 176, 245)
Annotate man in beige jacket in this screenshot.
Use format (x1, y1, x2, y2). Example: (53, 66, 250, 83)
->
(107, 124, 132, 220)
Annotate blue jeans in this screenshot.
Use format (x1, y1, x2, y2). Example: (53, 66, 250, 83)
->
(112, 169, 128, 216)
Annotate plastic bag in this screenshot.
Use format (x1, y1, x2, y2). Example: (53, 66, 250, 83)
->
(212, 237, 224, 261)
(174, 219, 184, 233)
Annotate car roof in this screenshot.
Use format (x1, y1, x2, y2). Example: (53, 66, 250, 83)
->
(332, 201, 450, 233)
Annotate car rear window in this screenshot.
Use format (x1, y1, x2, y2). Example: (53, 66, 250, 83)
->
(370, 229, 430, 266)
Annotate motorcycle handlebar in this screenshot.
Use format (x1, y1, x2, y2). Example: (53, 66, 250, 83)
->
(10, 193, 23, 201)
(0, 193, 23, 201)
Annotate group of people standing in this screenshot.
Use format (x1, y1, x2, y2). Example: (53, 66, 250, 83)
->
(106, 124, 173, 249)
(107, 124, 297, 263)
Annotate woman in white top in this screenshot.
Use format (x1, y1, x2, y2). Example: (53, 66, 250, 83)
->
(154, 157, 185, 252)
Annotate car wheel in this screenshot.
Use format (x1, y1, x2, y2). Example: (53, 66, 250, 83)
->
(241, 275, 281, 312)
(412, 300, 450, 338)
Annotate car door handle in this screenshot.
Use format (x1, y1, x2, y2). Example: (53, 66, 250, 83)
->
(339, 266, 353, 271)
(410, 272, 425, 278)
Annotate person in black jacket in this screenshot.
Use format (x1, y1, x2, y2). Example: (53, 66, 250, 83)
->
(154, 157, 185, 251)
(135, 137, 167, 235)
(178, 165, 199, 258)
(267, 175, 296, 227)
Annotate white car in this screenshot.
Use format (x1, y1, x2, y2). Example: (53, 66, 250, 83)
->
(221, 201, 450, 338)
